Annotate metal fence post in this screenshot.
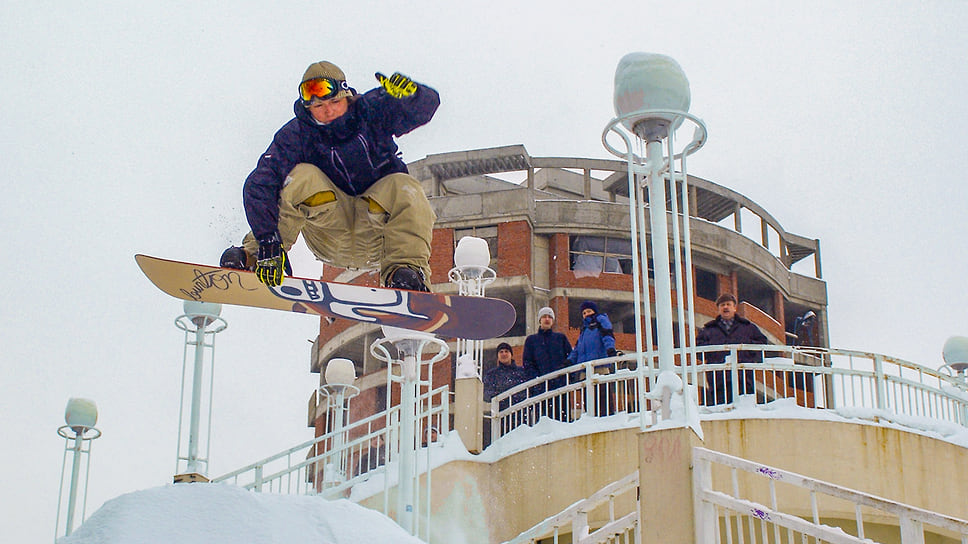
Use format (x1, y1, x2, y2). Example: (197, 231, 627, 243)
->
(253, 465, 263, 492)
(874, 354, 887, 411)
(730, 348, 740, 404)
(490, 398, 499, 447)
(899, 515, 925, 544)
(691, 449, 716, 544)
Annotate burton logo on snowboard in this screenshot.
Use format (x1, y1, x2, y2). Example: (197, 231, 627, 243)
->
(136, 254, 514, 340)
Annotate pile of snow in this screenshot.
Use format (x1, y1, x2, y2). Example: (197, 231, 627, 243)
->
(60, 483, 423, 544)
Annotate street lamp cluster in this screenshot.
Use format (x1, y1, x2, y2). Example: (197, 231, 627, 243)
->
(604, 52, 707, 425)
(318, 358, 359, 485)
(55, 398, 101, 538)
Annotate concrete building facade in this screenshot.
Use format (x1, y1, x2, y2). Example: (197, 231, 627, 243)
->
(307, 144, 828, 434)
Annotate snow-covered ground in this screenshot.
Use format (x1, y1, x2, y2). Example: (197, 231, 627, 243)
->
(60, 393, 968, 542)
(58, 483, 423, 544)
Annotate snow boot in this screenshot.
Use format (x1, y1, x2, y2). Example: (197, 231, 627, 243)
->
(220, 246, 252, 270)
(386, 266, 429, 292)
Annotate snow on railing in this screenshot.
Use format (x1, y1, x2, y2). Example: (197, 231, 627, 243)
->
(211, 385, 449, 500)
(488, 345, 968, 443)
(503, 471, 639, 544)
(692, 447, 968, 543)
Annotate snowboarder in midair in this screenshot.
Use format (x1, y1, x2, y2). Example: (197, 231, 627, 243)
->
(221, 61, 440, 291)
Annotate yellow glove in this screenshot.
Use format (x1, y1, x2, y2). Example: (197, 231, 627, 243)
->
(375, 72, 418, 99)
(255, 237, 290, 287)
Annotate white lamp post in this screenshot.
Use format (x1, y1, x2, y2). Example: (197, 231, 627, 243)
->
(174, 300, 226, 482)
(449, 236, 496, 377)
(56, 398, 101, 538)
(371, 326, 449, 537)
(604, 52, 707, 424)
(319, 358, 359, 489)
(941, 336, 968, 381)
(941, 336, 968, 425)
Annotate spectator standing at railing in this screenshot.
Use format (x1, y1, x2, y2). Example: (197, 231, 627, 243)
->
(483, 342, 530, 406)
(696, 293, 768, 405)
(523, 307, 573, 420)
(523, 307, 573, 387)
(568, 301, 619, 417)
(568, 301, 617, 365)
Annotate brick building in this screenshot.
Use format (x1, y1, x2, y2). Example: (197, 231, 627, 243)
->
(307, 144, 828, 433)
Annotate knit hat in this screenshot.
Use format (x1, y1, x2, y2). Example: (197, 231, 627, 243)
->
(715, 293, 737, 305)
(537, 306, 555, 321)
(580, 300, 599, 314)
(496, 342, 512, 353)
(300, 61, 354, 101)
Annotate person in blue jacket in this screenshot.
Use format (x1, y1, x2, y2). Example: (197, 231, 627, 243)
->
(221, 61, 440, 291)
(568, 301, 617, 365)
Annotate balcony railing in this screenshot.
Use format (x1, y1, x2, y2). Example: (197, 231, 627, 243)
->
(208, 343, 967, 542)
(211, 384, 449, 503)
(489, 345, 968, 443)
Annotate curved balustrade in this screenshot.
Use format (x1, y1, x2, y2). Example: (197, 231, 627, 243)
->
(212, 385, 450, 500)
(211, 346, 967, 503)
(489, 345, 968, 442)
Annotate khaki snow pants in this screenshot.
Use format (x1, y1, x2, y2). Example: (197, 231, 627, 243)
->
(243, 163, 435, 286)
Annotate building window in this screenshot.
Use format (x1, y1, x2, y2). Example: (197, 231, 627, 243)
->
(695, 267, 718, 301)
(569, 235, 631, 277)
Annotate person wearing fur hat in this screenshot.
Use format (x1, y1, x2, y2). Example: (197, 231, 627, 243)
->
(483, 342, 530, 406)
(221, 61, 440, 292)
(696, 292, 768, 405)
(568, 301, 617, 366)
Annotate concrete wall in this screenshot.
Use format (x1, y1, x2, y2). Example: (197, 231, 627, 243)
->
(702, 419, 968, 522)
(359, 418, 968, 543)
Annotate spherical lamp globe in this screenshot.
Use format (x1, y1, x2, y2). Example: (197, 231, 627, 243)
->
(65, 398, 98, 433)
(613, 52, 691, 141)
(324, 358, 357, 386)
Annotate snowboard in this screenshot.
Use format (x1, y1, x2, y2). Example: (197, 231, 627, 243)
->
(135, 254, 515, 340)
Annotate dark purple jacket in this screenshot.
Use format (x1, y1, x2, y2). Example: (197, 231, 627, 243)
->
(483, 361, 531, 404)
(243, 83, 440, 241)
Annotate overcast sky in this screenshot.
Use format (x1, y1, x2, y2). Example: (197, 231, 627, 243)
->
(3, 2, 967, 542)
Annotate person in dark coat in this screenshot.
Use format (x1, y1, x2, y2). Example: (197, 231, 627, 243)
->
(483, 343, 530, 406)
(221, 61, 440, 292)
(522, 307, 573, 420)
(522, 307, 573, 389)
(696, 293, 769, 405)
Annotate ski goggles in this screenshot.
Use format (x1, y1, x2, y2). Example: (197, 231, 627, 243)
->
(298, 77, 350, 105)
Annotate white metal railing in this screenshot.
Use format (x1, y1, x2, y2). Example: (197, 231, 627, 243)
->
(692, 447, 968, 543)
(489, 345, 968, 443)
(211, 384, 449, 500)
(504, 471, 640, 544)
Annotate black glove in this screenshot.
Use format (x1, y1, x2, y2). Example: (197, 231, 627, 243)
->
(255, 234, 290, 287)
(375, 72, 418, 98)
(606, 348, 617, 358)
